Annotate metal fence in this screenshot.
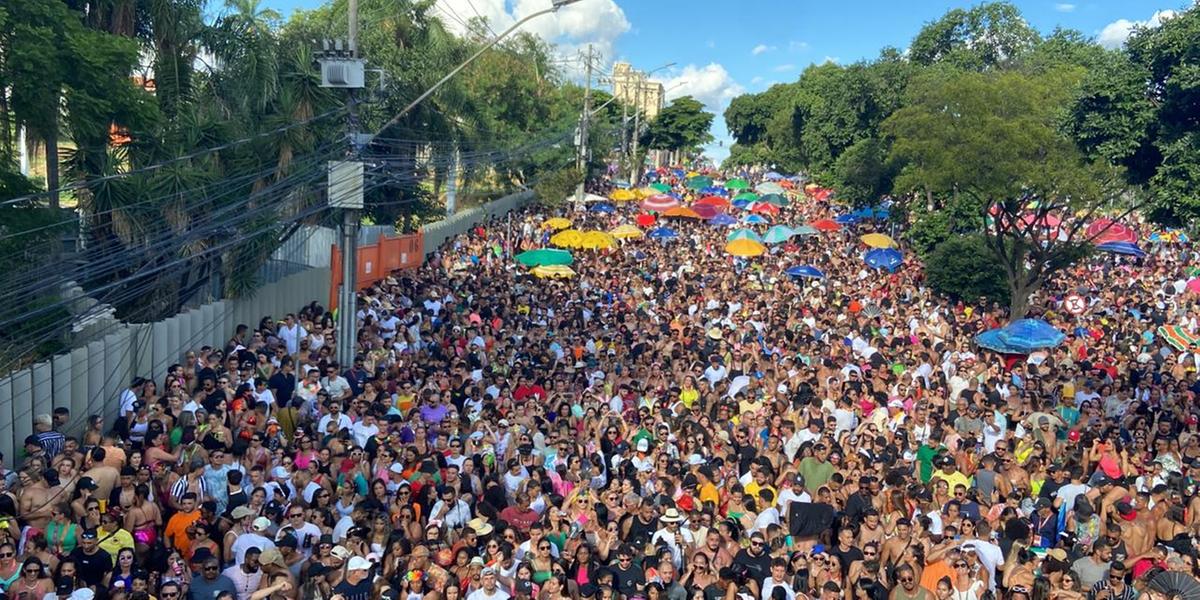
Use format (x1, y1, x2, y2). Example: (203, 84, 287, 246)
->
(0, 190, 534, 465)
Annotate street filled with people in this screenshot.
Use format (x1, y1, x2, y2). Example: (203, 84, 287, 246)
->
(3, 167, 1200, 600)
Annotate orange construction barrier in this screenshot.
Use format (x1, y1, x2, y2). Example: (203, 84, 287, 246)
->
(329, 232, 423, 311)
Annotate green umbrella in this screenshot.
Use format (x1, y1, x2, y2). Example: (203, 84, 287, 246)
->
(727, 228, 764, 243)
(685, 176, 713, 190)
(515, 248, 574, 267)
(649, 182, 671, 193)
(733, 192, 758, 202)
(725, 178, 750, 190)
(759, 193, 788, 207)
(755, 181, 785, 194)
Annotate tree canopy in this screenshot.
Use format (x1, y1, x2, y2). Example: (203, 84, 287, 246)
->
(641, 96, 714, 154)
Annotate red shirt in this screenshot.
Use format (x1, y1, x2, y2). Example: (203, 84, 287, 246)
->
(499, 506, 539, 531)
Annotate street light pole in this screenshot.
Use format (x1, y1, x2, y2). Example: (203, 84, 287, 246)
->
(624, 63, 674, 185)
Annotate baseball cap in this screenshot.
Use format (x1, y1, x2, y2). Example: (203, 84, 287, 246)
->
(347, 556, 371, 571)
(252, 517, 272, 531)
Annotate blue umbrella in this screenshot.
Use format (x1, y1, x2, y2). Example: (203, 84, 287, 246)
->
(647, 227, 678, 240)
(671, 169, 686, 178)
(850, 207, 890, 220)
(792, 224, 819, 236)
(589, 202, 615, 213)
(764, 171, 785, 181)
(700, 186, 728, 196)
(764, 225, 795, 244)
(1097, 241, 1147, 258)
(645, 172, 659, 181)
(975, 318, 1066, 354)
(744, 214, 770, 224)
(864, 248, 903, 272)
(728, 228, 764, 243)
(785, 265, 825, 279)
(709, 214, 738, 226)
(835, 214, 860, 225)
(731, 199, 751, 210)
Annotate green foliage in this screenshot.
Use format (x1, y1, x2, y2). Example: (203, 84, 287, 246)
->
(909, 1, 1040, 70)
(925, 235, 1010, 305)
(830, 137, 896, 208)
(642, 96, 714, 153)
(1065, 4, 1200, 222)
(904, 199, 985, 257)
(533, 167, 582, 208)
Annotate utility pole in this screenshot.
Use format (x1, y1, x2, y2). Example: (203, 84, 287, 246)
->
(574, 44, 595, 204)
(628, 72, 643, 185)
(318, 0, 366, 367)
(445, 147, 460, 216)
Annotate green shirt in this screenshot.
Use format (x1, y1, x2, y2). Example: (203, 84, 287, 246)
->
(799, 457, 835, 491)
(916, 443, 943, 483)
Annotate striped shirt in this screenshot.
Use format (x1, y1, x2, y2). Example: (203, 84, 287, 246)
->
(36, 430, 66, 458)
(169, 474, 209, 505)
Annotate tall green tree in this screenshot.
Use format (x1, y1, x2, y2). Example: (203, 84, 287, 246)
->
(909, 1, 1040, 70)
(642, 96, 714, 154)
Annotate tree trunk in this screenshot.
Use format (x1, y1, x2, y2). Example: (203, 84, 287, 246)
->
(1008, 278, 1039, 320)
(45, 127, 60, 209)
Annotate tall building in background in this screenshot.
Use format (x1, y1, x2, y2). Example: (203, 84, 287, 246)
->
(611, 62, 665, 119)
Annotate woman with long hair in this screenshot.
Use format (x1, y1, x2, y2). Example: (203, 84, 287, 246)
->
(9, 557, 53, 600)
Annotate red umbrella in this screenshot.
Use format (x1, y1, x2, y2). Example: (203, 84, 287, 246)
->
(695, 195, 730, 208)
(748, 202, 780, 215)
(811, 219, 841, 232)
(692, 204, 722, 219)
(641, 195, 680, 212)
(1087, 218, 1137, 244)
(636, 213, 657, 227)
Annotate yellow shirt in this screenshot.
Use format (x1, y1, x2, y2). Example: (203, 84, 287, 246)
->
(931, 470, 971, 492)
(98, 526, 135, 565)
(698, 482, 720, 507)
(680, 388, 699, 408)
(744, 482, 778, 507)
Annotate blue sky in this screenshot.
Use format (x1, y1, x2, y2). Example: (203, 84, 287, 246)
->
(263, 0, 1188, 163)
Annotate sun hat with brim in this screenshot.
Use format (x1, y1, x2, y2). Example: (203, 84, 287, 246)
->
(468, 518, 494, 536)
(660, 508, 684, 523)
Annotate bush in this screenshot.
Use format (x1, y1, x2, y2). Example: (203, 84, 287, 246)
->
(533, 167, 582, 208)
(925, 234, 1009, 305)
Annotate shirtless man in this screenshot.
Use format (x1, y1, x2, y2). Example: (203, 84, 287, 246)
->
(858, 509, 886, 547)
(1110, 501, 1152, 559)
(880, 518, 915, 571)
(17, 468, 55, 531)
(81, 447, 121, 501)
(694, 529, 734, 571)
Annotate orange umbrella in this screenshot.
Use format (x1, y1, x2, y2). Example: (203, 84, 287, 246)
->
(695, 196, 730, 208)
(811, 219, 841, 232)
(663, 206, 703, 219)
(725, 239, 767, 257)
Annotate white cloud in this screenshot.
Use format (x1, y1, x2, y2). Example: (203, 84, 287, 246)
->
(750, 76, 764, 85)
(1054, 3, 1076, 13)
(1097, 9, 1176, 49)
(658, 63, 744, 165)
(432, 0, 630, 77)
(752, 44, 775, 56)
(788, 40, 809, 52)
(773, 63, 796, 72)
(822, 56, 840, 64)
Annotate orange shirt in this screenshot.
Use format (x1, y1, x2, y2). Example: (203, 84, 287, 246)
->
(920, 559, 953, 595)
(164, 510, 201, 555)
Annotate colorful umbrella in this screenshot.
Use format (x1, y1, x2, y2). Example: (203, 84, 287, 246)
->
(636, 213, 657, 227)
(811, 219, 841, 232)
(764, 225, 795, 244)
(743, 214, 771, 224)
(1158, 325, 1199, 350)
(647, 227, 678, 240)
(589, 202, 615, 213)
(692, 204, 722, 220)
(543, 217, 572, 230)
(748, 202, 780, 215)
(1187, 279, 1200, 294)
(699, 186, 727, 196)
(696, 196, 731, 208)
(976, 319, 1066, 354)
(727, 228, 764, 243)
(864, 248, 903, 271)
(641, 195, 681, 212)
(725, 238, 767, 257)
(515, 249, 573, 267)
(860, 233, 898, 249)
(835, 214, 860, 225)
(685, 176, 713, 190)
(530, 265, 576, 279)
(850, 206, 890, 220)
(731, 199, 752, 210)
(649, 182, 671, 193)
(579, 231, 616, 250)
(610, 189, 637, 201)
(792, 224, 819, 236)
(709, 214, 738, 226)
(785, 265, 824, 279)
(662, 206, 703, 219)
(1097, 241, 1146, 257)
(725, 178, 750, 190)
(763, 171, 785, 181)
(550, 229, 584, 248)
(732, 192, 758, 202)
(758, 193, 788, 207)
(756, 181, 785, 195)
(609, 224, 643, 239)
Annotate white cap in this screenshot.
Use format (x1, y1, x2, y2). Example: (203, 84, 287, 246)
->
(347, 556, 372, 571)
(636, 439, 650, 452)
(252, 516, 272, 531)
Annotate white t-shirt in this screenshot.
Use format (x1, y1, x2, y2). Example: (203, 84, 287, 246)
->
(467, 588, 510, 600)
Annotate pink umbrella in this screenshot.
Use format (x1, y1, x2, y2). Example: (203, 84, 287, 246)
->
(641, 194, 680, 212)
(1187, 279, 1200, 294)
(1087, 218, 1137, 244)
(692, 204, 722, 219)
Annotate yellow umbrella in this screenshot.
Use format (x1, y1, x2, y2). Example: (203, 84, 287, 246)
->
(551, 229, 584, 248)
(580, 231, 617, 250)
(531, 265, 576, 279)
(725, 239, 767, 257)
(610, 224, 644, 239)
(543, 217, 572, 230)
(860, 233, 898, 249)
(610, 189, 637, 202)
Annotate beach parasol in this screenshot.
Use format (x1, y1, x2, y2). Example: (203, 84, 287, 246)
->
(1158, 326, 1199, 351)
(641, 195, 681, 212)
(1087, 218, 1137, 244)
(860, 233, 898, 249)
(743, 214, 771, 225)
(864, 248, 903, 271)
(1096, 241, 1147, 258)
(662, 206, 703, 219)
(756, 181, 785, 195)
(589, 202, 615, 213)
(685, 176, 713, 190)
(696, 196, 731, 208)
(647, 227, 678, 240)
(764, 225, 796, 244)
(579, 231, 617, 250)
(725, 178, 750, 190)
(699, 186, 727, 196)
(732, 192, 759, 202)
(709, 214, 738, 226)
(610, 189, 637, 201)
(515, 249, 573, 267)
(727, 228, 764, 243)
(691, 204, 722, 220)
(748, 202, 780, 215)
(835, 214, 860, 225)
(649, 182, 671, 193)
(785, 265, 825, 279)
(763, 171, 784, 181)
(609, 224, 643, 239)
(791, 224, 819, 236)
(725, 238, 767, 257)
(550, 229, 584, 248)
(530, 265, 576, 279)
(543, 217, 572, 230)
(636, 213, 657, 227)
(975, 319, 1066, 354)
(758, 193, 788, 207)
(811, 219, 841, 232)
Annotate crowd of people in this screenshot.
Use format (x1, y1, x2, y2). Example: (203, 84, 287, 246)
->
(1, 166, 1198, 600)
